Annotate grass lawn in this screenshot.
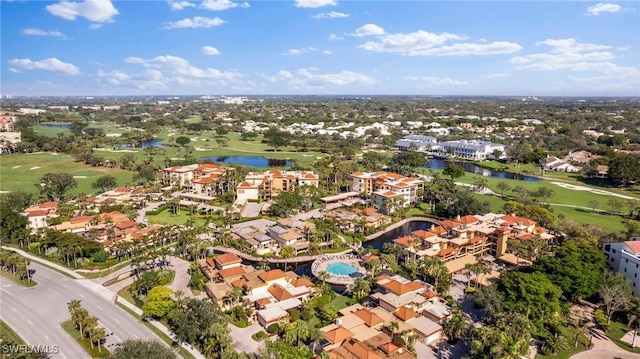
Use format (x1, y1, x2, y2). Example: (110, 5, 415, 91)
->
(0, 153, 133, 194)
(606, 321, 640, 354)
(87, 122, 128, 134)
(32, 124, 71, 137)
(183, 115, 203, 124)
(146, 209, 206, 227)
(1, 319, 27, 345)
(0, 269, 37, 287)
(329, 294, 351, 311)
(535, 325, 590, 359)
(117, 285, 142, 308)
(80, 261, 132, 279)
(61, 320, 110, 358)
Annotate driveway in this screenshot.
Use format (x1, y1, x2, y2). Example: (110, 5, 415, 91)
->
(228, 322, 264, 354)
(241, 202, 263, 218)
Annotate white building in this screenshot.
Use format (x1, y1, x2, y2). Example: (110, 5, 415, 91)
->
(603, 240, 640, 296)
(394, 135, 438, 152)
(435, 140, 506, 161)
(351, 171, 424, 214)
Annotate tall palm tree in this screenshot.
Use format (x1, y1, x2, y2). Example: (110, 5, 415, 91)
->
(628, 299, 640, 348)
(90, 326, 106, 351)
(279, 246, 294, 272)
(573, 318, 588, 348)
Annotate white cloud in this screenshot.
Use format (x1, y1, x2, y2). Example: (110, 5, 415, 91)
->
(323, 50, 333, 55)
(294, 0, 336, 8)
(9, 58, 80, 75)
(356, 28, 520, 56)
(350, 24, 385, 37)
(201, 46, 221, 55)
(265, 68, 375, 89)
(46, 0, 119, 23)
(9, 68, 22, 73)
(89, 23, 102, 29)
(405, 76, 468, 85)
(123, 55, 239, 81)
(586, 3, 621, 15)
(510, 38, 618, 71)
(200, 0, 248, 11)
(282, 47, 323, 55)
(22, 28, 66, 38)
(278, 70, 293, 79)
(487, 73, 511, 79)
(162, 16, 226, 29)
(168, 1, 195, 10)
(313, 11, 349, 19)
(97, 69, 167, 90)
(328, 33, 344, 41)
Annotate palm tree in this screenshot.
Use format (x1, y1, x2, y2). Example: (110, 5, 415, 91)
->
(628, 299, 640, 348)
(443, 306, 467, 343)
(543, 332, 570, 355)
(82, 315, 98, 341)
(573, 318, 588, 348)
(388, 321, 400, 338)
(90, 326, 106, 351)
(279, 246, 294, 272)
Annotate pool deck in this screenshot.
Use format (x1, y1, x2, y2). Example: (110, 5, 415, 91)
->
(311, 254, 367, 286)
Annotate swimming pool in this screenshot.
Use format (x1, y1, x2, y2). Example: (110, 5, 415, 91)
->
(326, 262, 358, 276)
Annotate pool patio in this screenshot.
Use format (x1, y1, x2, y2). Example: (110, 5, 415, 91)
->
(311, 254, 367, 286)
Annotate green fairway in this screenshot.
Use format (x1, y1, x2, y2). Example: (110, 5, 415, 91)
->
(0, 153, 133, 195)
(184, 115, 203, 124)
(32, 123, 71, 137)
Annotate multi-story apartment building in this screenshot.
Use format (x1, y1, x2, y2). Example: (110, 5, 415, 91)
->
(394, 135, 438, 152)
(0, 115, 17, 132)
(602, 240, 640, 296)
(392, 213, 554, 273)
(350, 171, 424, 214)
(434, 140, 506, 161)
(162, 163, 235, 196)
(235, 169, 319, 203)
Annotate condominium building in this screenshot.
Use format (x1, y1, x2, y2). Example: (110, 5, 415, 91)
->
(0, 115, 17, 132)
(162, 163, 235, 196)
(434, 140, 506, 160)
(235, 169, 319, 203)
(602, 240, 640, 296)
(394, 135, 438, 152)
(350, 172, 424, 214)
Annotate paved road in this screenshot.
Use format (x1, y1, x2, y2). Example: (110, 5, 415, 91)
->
(1, 262, 161, 358)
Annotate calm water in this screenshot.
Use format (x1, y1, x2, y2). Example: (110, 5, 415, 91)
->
(327, 262, 358, 275)
(41, 123, 71, 129)
(200, 156, 292, 168)
(121, 139, 164, 148)
(365, 220, 438, 250)
(426, 159, 542, 182)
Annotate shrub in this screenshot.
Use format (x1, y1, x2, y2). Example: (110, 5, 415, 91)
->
(288, 308, 301, 322)
(157, 270, 174, 285)
(266, 323, 279, 334)
(91, 249, 109, 263)
(594, 309, 610, 331)
(252, 331, 268, 341)
(392, 336, 405, 347)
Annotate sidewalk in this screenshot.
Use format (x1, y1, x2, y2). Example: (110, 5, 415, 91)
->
(1, 246, 206, 359)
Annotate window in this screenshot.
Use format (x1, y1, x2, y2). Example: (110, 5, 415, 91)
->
(627, 259, 629, 263)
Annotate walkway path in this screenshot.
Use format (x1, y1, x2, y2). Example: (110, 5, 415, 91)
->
(211, 245, 353, 263)
(551, 181, 637, 200)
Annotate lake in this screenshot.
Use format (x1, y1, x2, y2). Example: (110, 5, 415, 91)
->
(41, 123, 71, 129)
(200, 156, 293, 168)
(426, 158, 542, 182)
(365, 220, 438, 250)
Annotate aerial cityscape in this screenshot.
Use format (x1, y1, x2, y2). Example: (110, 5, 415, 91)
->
(1, 1, 640, 359)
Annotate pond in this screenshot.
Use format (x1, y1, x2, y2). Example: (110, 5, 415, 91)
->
(200, 156, 293, 168)
(365, 220, 439, 250)
(41, 123, 71, 129)
(122, 139, 165, 148)
(426, 158, 542, 182)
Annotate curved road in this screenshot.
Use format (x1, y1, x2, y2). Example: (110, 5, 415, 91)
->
(0, 262, 161, 359)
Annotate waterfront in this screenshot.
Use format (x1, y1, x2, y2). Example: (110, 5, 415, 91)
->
(426, 158, 543, 182)
(200, 155, 293, 168)
(365, 218, 439, 250)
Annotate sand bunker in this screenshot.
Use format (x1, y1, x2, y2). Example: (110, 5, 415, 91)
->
(551, 181, 636, 200)
(12, 166, 21, 169)
(73, 176, 88, 179)
(29, 167, 41, 170)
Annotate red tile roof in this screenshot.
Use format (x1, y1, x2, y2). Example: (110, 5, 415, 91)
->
(394, 306, 420, 321)
(258, 269, 285, 282)
(626, 241, 640, 254)
(27, 210, 49, 217)
(214, 253, 242, 267)
(323, 327, 354, 344)
(268, 284, 293, 301)
(218, 266, 246, 279)
(353, 309, 384, 327)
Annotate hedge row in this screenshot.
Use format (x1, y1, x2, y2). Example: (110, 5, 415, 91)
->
(145, 203, 171, 216)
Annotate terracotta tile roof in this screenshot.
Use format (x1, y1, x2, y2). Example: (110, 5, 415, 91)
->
(323, 327, 354, 344)
(440, 220, 461, 229)
(378, 342, 400, 354)
(258, 269, 285, 283)
(291, 277, 314, 288)
(362, 208, 377, 216)
(363, 255, 380, 263)
(342, 340, 383, 359)
(214, 253, 242, 267)
(116, 220, 137, 230)
(393, 235, 419, 248)
(256, 298, 271, 307)
(230, 277, 247, 288)
(422, 291, 438, 299)
(458, 215, 479, 225)
(626, 241, 640, 254)
(70, 216, 92, 224)
(218, 266, 246, 279)
(27, 210, 49, 217)
(411, 229, 435, 239)
(430, 226, 447, 235)
(382, 280, 423, 296)
(438, 247, 456, 256)
(238, 181, 255, 188)
(394, 306, 419, 321)
(353, 309, 384, 327)
(502, 215, 536, 226)
(38, 201, 59, 208)
(268, 284, 293, 301)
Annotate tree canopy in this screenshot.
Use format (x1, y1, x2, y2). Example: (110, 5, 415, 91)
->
(109, 339, 176, 359)
(37, 173, 78, 201)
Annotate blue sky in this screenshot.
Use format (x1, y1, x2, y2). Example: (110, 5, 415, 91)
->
(1, 0, 639, 96)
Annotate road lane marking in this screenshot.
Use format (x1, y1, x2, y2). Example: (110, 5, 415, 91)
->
(79, 294, 85, 298)
(96, 305, 102, 310)
(11, 307, 17, 312)
(60, 353, 66, 359)
(134, 335, 139, 339)
(43, 334, 49, 340)
(0, 287, 12, 295)
(27, 320, 33, 325)
(114, 318, 120, 323)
